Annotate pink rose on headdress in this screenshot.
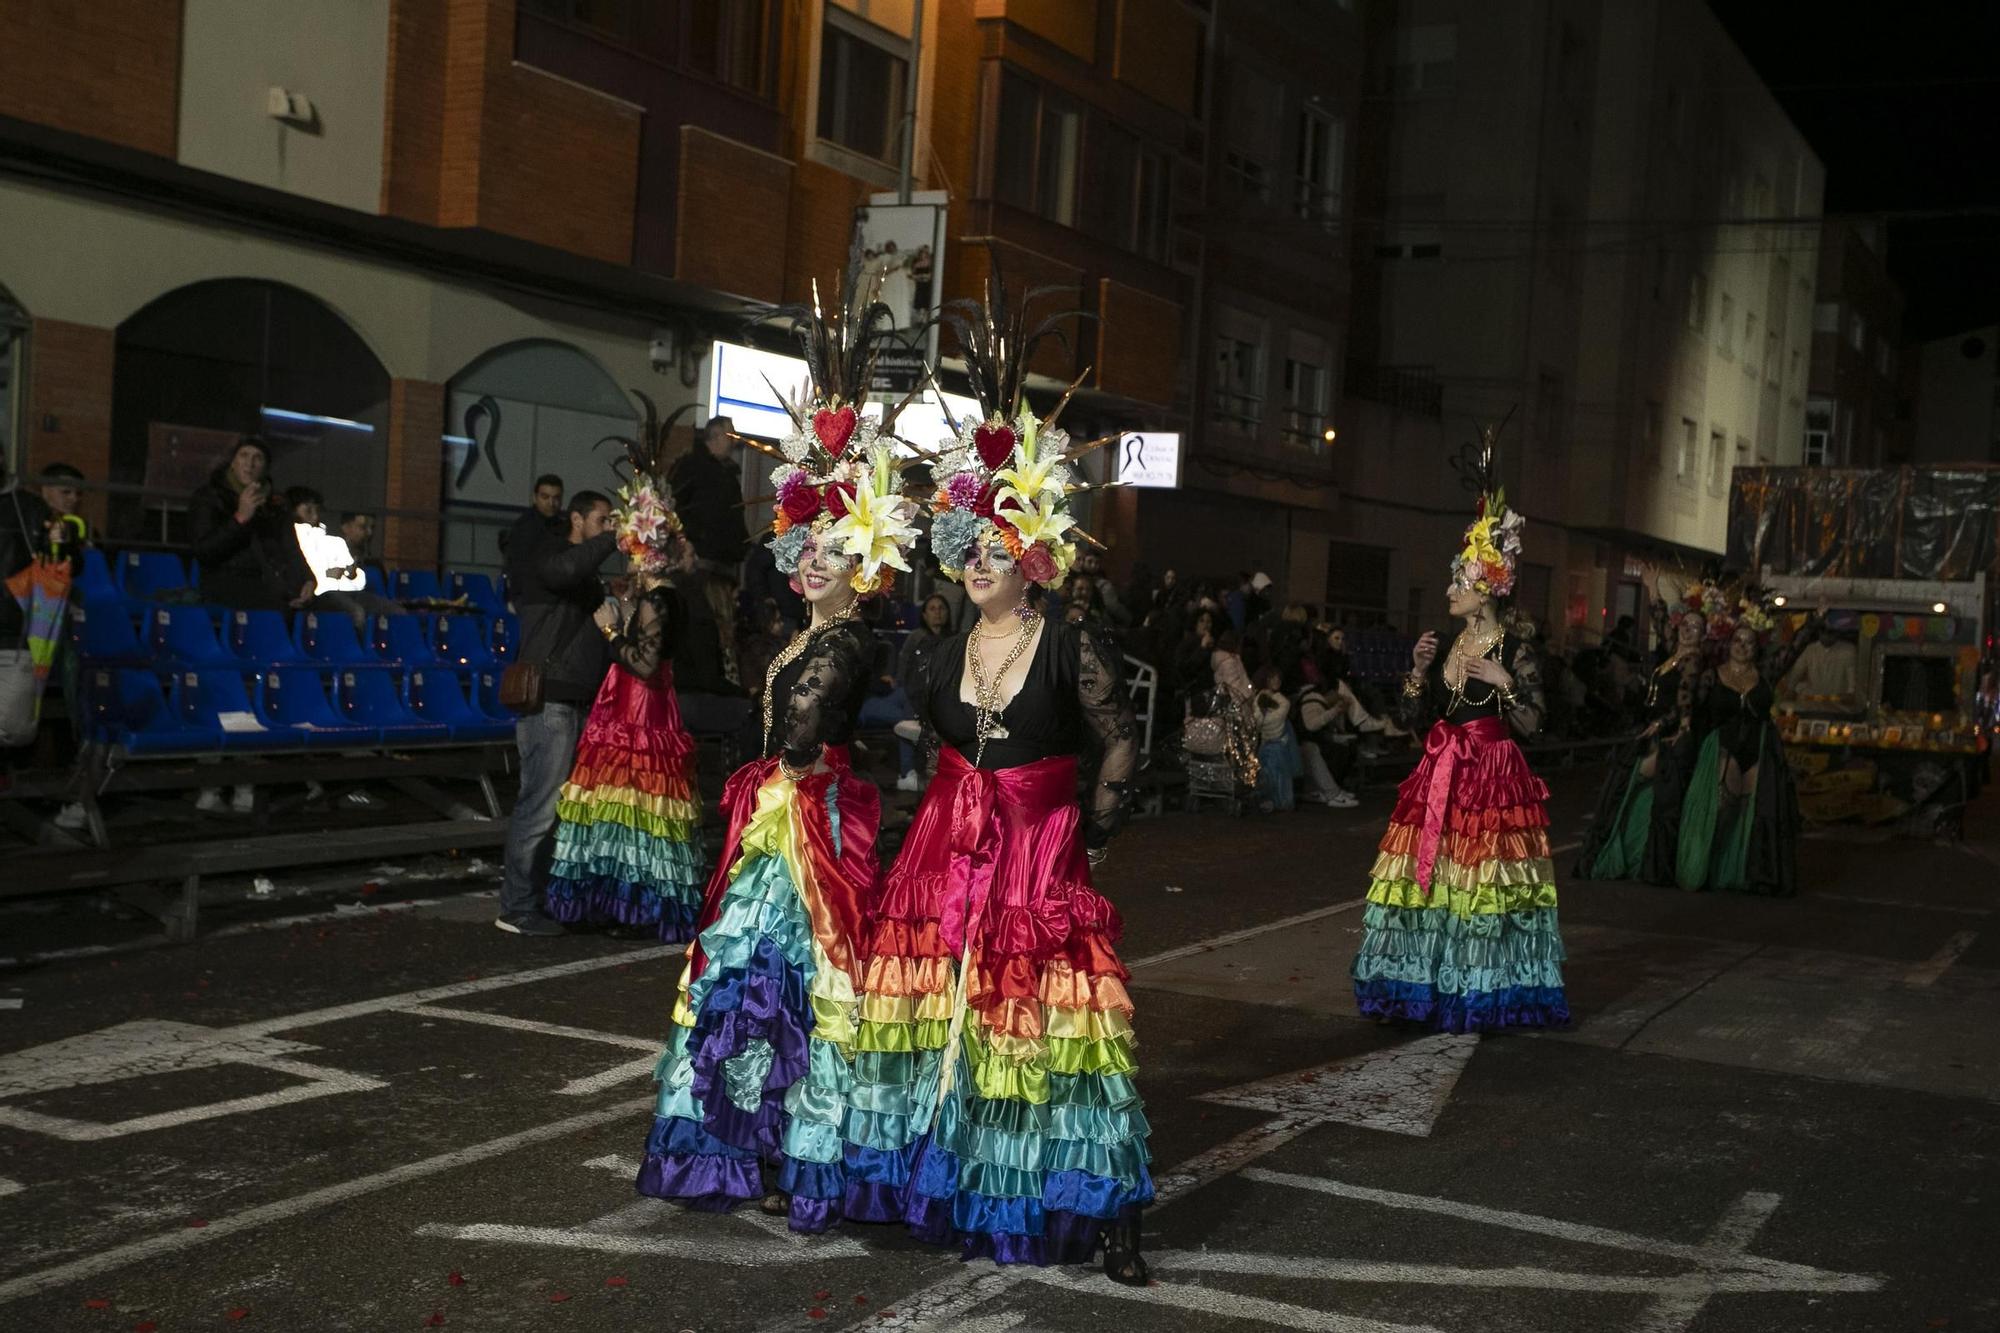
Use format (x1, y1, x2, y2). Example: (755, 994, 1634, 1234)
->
(1019, 544, 1058, 585)
(823, 484, 851, 520)
(778, 474, 821, 525)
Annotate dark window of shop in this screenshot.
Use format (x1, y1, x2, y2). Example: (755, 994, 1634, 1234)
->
(1324, 541, 1390, 621)
(986, 68, 1079, 227)
(1282, 359, 1328, 449)
(1082, 121, 1139, 249)
(519, 0, 672, 62)
(110, 280, 389, 548)
(0, 287, 25, 481)
(818, 12, 908, 164)
(688, 0, 772, 95)
(1136, 149, 1173, 261)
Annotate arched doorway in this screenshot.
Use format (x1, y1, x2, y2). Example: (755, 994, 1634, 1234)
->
(442, 339, 638, 571)
(0, 285, 26, 483)
(111, 279, 390, 545)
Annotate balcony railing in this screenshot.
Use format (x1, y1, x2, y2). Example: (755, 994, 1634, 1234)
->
(1344, 359, 1443, 418)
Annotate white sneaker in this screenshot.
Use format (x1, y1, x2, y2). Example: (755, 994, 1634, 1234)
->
(54, 802, 89, 831)
(230, 785, 257, 815)
(896, 771, 922, 792)
(1330, 788, 1359, 808)
(195, 787, 226, 814)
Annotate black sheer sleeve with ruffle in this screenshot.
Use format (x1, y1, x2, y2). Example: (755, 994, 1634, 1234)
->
(1074, 624, 1138, 849)
(609, 585, 683, 682)
(770, 620, 876, 770)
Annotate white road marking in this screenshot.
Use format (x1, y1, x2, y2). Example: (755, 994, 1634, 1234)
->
(1819, 893, 1990, 917)
(1903, 930, 1979, 987)
(1127, 900, 1366, 971)
(1239, 1171, 1875, 1287)
(0, 1178, 22, 1198)
(399, 1004, 658, 1050)
(1196, 1034, 1477, 1139)
(0, 999, 22, 1009)
(1021, 1265, 1445, 1333)
(559, 1056, 662, 1097)
(0, 1056, 385, 1142)
(412, 1220, 870, 1264)
(1549, 840, 1582, 855)
(1633, 1192, 1789, 1333)
(0, 1098, 648, 1306)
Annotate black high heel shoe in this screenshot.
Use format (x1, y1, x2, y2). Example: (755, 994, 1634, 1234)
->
(1102, 1216, 1150, 1286)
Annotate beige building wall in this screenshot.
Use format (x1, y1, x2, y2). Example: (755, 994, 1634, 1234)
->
(177, 0, 391, 216)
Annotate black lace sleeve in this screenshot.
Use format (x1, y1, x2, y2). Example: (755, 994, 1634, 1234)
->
(776, 622, 873, 771)
(1075, 625, 1138, 849)
(611, 585, 682, 682)
(1502, 638, 1547, 737)
(1397, 662, 1441, 731)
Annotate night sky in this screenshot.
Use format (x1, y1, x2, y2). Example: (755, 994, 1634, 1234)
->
(1708, 0, 2000, 342)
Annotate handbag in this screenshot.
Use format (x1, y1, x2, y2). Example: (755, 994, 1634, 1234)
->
(498, 660, 544, 714)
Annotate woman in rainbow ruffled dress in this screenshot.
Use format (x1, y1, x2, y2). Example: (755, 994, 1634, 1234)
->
(635, 281, 921, 1231)
(841, 281, 1153, 1285)
(544, 439, 706, 940)
(1350, 436, 1570, 1032)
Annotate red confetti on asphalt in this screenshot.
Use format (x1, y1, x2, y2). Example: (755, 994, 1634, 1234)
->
(133, 1323, 157, 1332)
(187, 1217, 209, 1228)
(807, 1310, 827, 1321)
(228, 1309, 251, 1320)
(361, 883, 380, 896)
(1928, 1320, 1950, 1329)
(604, 1276, 629, 1288)
(814, 1290, 832, 1300)
(548, 1290, 572, 1303)
(423, 1315, 446, 1328)
(854, 1293, 869, 1304)
(84, 1298, 111, 1309)
(446, 1271, 465, 1287)
(196, 978, 211, 988)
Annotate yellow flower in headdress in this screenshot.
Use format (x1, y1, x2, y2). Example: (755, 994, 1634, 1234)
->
(996, 488, 1076, 563)
(824, 445, 920, 592)
(990, 409, 1067, 506)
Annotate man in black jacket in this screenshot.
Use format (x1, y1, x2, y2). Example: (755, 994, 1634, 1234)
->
(497, 490, 617, 936)
(667, 418, 749, 684)
(187, 438, 311, 610)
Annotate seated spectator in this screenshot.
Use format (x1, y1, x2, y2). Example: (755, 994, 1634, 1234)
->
(188, 437, 311, 612)
(1252, 666, 1301, 813)
(337, 510, 376, 566)
(288, 490, 402, 629)
(1293, 670, 1361, 808)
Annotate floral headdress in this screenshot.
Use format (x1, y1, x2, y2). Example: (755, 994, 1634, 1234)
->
(1448, 420, 1525, 599)
(595, 392, 693, 577)
(927, 254, 1108, 587)
(1669, 579, 1729, 639)
(755, 271, 922, 596)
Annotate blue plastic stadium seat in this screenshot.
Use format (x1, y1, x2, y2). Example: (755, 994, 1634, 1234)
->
(394, 569, 443, 601)
(373, 613, 440, 665)
(87, 668, 214, 753)
(150, 605, 235, 667)
(175, 667, 299, 750)
(450, 571, 504, 614)
(227, 609, 308, 666)
(489, 612, 519, 661)
(473, 669, 515, 722)
(77, 548, 121, 607)
(334, 667, 450, 744)
(407, 668, 513, 742)
(434, 614, 497, 667)
(119, 550, 193, 602)
(362, 565, 388, 596)
(257, 667, 379, 746)
(296, 610, 374, 665)
(72, 603, 149, 666)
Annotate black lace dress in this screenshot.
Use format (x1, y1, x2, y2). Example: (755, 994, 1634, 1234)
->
(843, 621, 1153, 1265)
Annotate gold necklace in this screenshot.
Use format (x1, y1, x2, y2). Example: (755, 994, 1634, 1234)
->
(760, 601, 858, 753)
(967, 612, 1040, 762)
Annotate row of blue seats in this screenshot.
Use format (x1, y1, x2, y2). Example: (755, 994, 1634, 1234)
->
(75, 606, 519, 672)
(87, 663, 516, 752)
(76, 549, 510, 615)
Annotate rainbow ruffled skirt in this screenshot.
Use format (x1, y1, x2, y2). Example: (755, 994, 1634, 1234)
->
(546, 665, 704, 940)
(843, 751, 1152, 1265)
(1351, 715, 1569, 1032)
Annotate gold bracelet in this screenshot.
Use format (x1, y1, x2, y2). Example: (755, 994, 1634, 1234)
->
(1401, 672, 1425, 698)
(777, 756, 813, 782)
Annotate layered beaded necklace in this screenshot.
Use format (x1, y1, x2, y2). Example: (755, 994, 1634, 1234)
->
(760, 600, 858, 755)
(966, 610, 1041, 763)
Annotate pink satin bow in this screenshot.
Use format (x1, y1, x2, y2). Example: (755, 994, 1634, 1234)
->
(1413, 715, 1508, 892)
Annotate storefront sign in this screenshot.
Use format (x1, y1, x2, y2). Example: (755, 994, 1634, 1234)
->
(855, 194, 948, 395)
(1115, 432, 1182, 489)
(706, 341, 976, 458)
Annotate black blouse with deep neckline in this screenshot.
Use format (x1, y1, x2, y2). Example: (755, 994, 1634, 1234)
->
(921, 620, 1137, 847)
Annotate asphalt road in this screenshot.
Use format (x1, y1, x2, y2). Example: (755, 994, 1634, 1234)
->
(1, 766, 1996, 1333)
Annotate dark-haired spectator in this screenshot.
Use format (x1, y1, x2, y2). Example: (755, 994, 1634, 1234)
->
(669, 416, 750, 685)
(498, 490, 619, 937)
(337, 511, 375, 565)
(501, 475, 565, 599)
(188, 438, 313, 612)
(291, 493, 402, 630)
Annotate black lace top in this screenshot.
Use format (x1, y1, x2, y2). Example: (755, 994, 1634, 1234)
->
(922, 621, 1138, 848)
(606, 585, 684, 682)
(1400, 631, 1547, 737)
(764, 618, 877, 770)
(1689, 624, 1814, 769)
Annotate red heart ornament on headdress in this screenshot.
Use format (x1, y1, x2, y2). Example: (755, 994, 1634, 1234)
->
(812, 405, 859, 457)
(973, 422, 1017, 471)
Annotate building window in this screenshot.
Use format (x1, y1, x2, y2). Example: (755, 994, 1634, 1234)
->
(1136, 149, 1173, 262)
(1743, 311, 1759, 375)
(1804, 397, 1833, 465)
(689, 0, 773, 96)
(1295, 107, 1345, 228)
(1386, 23, 1457, 95)
(990, 70, 1079, 226)
(1717, 294, 1735, 357)
(0, 290, 24, 477)
(1765, 332, 1782, 386)
(1789, 346, 1803, 388)
(1708, 428, 1727, 494)
(1687, 271, 1708, 333)
(1677, 418, 1696, 482)
(1281, 357, 1328, 448)
(1641, 399, 1661, 462)
(1223, 62, 1279, 202)
(1211, 328, 1265, 432)
(818, 10, 909, 164)
(1082, 121, 1140, 248)
(1847, 311, 1867, 353)
(1812, 302, 1840, 334)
